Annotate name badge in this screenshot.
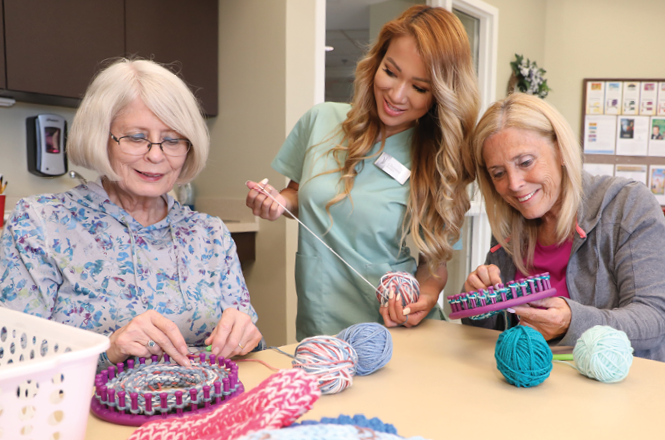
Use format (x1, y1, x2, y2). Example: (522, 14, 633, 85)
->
(374, 152, 411, 185)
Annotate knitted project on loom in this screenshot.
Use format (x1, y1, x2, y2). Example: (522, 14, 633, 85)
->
(127, 369, 321, 440)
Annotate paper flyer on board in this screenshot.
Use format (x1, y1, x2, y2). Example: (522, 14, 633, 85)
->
(640, 82, 657, 116)
(586, 81, 605, 114)
(583, 115, 616, 154)
(616, 116, 649, 156)
(658, 82, 665, 116)
(622, 81, 640, 115)
(604, 81, 622, 115)
(649, 117, 665, 156)
(649, 165, 665, 205)
(583, 163, 615, 177)
(615, 164, 647, 185)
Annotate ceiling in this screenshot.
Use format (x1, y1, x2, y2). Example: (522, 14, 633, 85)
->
(325, 0, 387, 72)
(326, 0, 388, 30)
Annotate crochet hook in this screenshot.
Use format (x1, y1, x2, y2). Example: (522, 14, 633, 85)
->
(552, 353, 574, 361)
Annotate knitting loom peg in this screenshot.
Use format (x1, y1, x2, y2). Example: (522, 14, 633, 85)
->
(160, 393, 168, 413)
(175, 391, 183, 416)
(145, 393, 153, 413)
(130, 393, 139, 413)
(189, 389, 198, 412)
(203, 385, 211, 408)
(118, 391, 126, 414)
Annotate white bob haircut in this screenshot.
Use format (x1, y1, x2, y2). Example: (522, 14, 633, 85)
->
(68, 58, 209, 183)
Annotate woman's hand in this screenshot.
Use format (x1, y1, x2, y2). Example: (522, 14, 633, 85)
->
(246, 179, 300, 220)
(380, 258, 447, 328)
(245, 179, 286, 220)
(380, 287, 438, 327)
(464, 264, 502, 292)
(512, 297, 572, 341)
(107, 310, 191, 367)
(205, 309, 263, 358)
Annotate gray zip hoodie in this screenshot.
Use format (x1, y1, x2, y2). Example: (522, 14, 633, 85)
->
(464, 171, 665, 361)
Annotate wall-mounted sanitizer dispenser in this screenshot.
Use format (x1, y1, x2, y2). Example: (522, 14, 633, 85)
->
(26, 114, 68, 177)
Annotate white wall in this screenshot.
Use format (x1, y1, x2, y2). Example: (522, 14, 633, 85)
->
(0, 103, 81, 211)
(481, 0, 547, 102)
(195, 0, 321, 346)
(544, 0, 665, 138)
(481, 0, 664, 140)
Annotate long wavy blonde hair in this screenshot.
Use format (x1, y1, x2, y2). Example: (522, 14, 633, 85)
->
(470, 93, 583, 275)
(324, 5, 480, 271)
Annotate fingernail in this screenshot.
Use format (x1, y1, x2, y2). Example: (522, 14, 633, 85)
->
(212, 346, 220, 356)
(259, 178, 269, 185)
(244, 180, 250, 186)
(183, 358, 191, 367)
(403, 307, 411, 315)
(396, 293, 401, 302)
(507, 308, 515, 313)
(389, 291, 394, 300)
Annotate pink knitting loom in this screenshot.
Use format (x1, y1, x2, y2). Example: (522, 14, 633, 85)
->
(447, 273, 557, 320)
(90, 353, 243, 426)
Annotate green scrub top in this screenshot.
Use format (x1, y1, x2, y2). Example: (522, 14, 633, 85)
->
(272, 102, 442, 340)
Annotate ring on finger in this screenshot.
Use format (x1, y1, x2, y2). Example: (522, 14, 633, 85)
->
(238, 342, 245, 350)
(146, 340, 156, 348)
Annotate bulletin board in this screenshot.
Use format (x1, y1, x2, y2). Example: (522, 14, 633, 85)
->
(581, 78, 665, 205)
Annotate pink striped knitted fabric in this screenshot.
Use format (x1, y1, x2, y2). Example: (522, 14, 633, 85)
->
(127, 369, 321, 440)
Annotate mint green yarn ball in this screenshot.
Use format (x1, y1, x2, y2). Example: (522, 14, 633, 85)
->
(573, 325, 633, 383)
(495, 326, 553, 388)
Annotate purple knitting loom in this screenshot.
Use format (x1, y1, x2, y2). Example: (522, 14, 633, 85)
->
(447, 273, 557, 320)
(90, 352, 244, 426)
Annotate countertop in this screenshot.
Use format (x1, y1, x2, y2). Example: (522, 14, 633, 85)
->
(195, 197, 259, 233)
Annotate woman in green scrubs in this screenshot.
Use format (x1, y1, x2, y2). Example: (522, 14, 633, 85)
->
(246, 5, 480, 340)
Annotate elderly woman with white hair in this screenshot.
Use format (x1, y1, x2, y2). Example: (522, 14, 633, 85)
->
(464, 93, 665, 361)
(0, 59, 262, 370)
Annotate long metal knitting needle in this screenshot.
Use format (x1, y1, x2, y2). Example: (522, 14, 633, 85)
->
(255, 179, 376, 291)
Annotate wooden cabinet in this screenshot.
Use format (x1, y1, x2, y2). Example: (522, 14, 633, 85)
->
(4, 0, 123, 104)
(0, 5, 5, 90)
(0, 0, 218, 115)
(126, 0, 218, 116)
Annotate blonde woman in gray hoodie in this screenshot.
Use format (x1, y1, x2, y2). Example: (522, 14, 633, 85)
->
(464, 93, 665, 361)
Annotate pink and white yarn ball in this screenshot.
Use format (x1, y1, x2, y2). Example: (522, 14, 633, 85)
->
(375, 271, 420, 308)
(291, 335, 358, 395)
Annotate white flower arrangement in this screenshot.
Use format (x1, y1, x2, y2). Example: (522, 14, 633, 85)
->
(510, 54, 551, 99)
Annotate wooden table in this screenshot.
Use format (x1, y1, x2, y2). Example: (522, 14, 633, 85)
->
(85, 320, 665, 439)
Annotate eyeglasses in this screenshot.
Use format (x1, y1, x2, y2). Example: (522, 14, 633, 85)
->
(110, 133, 191, 157)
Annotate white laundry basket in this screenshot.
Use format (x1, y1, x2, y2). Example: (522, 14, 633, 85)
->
(0, 308, 110, 440)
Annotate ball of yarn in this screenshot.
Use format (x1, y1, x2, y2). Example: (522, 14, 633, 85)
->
(495, 326, 553, 388)
(376, 271, 420, 308)
(337, 323, 393, 376)
(292, 335, 358, 395)
(573, 325, 633, 383)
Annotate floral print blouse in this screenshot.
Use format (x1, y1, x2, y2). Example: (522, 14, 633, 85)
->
(0, 181, 258, 346)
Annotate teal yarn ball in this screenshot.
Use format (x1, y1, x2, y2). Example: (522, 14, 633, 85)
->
(573, 325, 633, 383)
(495, 326, 553, 388)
